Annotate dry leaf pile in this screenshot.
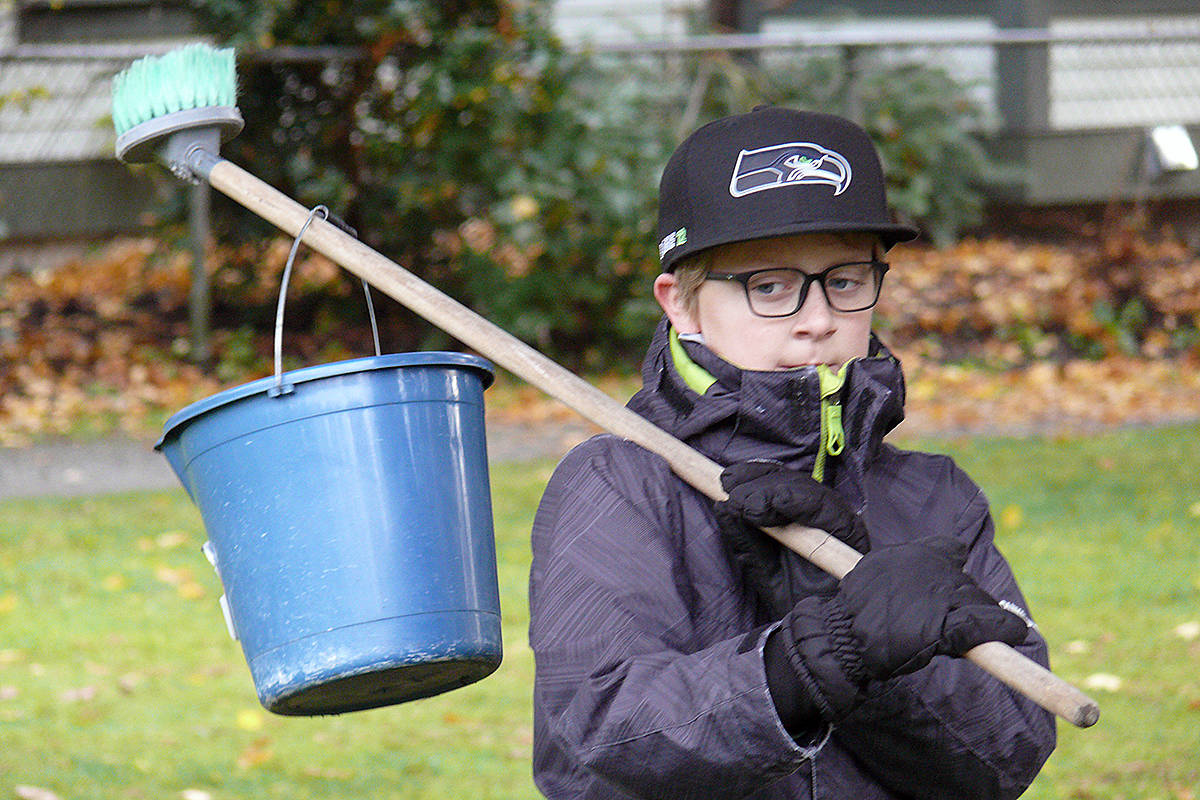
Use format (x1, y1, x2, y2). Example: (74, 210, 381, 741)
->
(2, 230, 1200, 446)
(0, 237, 361, 445)
(881, 231, 1200, 364)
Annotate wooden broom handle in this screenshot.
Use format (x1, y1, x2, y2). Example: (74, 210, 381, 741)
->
(202, 155, 1099, 729)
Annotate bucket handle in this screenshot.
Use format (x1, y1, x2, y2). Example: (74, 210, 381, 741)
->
(270, 204, 381, 398)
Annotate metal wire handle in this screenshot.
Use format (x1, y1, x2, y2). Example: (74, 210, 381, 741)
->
(271, 204, 380, 397)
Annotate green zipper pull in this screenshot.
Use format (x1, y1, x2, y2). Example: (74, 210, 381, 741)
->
(813, 364, 849, 483)
(824, 401, 845, 457)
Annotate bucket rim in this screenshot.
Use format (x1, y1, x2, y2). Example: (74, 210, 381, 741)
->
(155, 351, 494, 451)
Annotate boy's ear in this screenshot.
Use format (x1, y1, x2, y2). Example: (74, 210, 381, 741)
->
(653, 273, 700, 334)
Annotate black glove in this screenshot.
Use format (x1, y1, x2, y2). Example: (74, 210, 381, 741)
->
(837, 536, 1028, 677)
(719, 461, 870, 553)
(766, 536, 1029, 723)
(714, 461, 869, 618)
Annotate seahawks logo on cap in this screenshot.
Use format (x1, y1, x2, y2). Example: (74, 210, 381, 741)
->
(729, 142, 852, 198)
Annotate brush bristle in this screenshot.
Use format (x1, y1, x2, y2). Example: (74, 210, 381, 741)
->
(112, 44, 237, 135)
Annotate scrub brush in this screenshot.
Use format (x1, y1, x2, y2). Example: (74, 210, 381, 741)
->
(113, 43, 243, 177)
(109, 44, 1099, 729)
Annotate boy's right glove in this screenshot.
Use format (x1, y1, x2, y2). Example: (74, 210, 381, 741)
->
(764, 536, 1030, 725)
(717, 461, 870, 552)
(714, 460, 869, 617)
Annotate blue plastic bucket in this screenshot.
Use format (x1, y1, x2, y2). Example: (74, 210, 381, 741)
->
(156, 352, 501, 715)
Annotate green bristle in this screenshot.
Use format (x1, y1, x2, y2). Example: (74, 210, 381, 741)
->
(112, 43, 237, 135)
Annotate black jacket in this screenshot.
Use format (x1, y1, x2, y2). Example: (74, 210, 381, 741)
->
(529, 319, 1056, 799)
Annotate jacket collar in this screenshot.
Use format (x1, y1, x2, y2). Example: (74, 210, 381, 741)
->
(627, 317, 906, 507)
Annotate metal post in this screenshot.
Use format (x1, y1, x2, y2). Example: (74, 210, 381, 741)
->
(188, 181, 212, 363)
(994, 0, 1051, 136)
(842, 44, 864, 125)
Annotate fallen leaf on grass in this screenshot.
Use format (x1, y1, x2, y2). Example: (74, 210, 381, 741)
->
(154, 566, 191, 586)
(15, 786, 62, 800)
(155, 566, 206, 599)
(236, 738, 274, 769)
(1083, 673, 1124, 692)
(999, 505, 1024, 530)
(1064, 640, 1090, 654)
(1174, 621, 1200, 641)
(101, 574, 128, 592)
(117, 673, 145, 694)
(59, 686, 98, 703)
(235, 708, 263, 731)
(177, 581, 206, 600)
(156, 531, 190, 549)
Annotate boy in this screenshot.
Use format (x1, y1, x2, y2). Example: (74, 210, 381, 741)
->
(528, 107, 1055, 799)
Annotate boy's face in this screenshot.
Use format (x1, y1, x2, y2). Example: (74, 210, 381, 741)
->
(654, 232, 878, 372)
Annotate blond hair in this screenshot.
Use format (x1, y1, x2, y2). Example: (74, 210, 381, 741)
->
(671, 251, 712, 312)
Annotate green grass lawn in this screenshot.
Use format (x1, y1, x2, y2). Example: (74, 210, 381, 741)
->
(1, 425, 1198, 798)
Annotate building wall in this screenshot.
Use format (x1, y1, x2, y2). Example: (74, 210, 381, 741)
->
(1050, 14, 1200, 130)
(0, 3, 15, 49)
(745, 2, 1200, 203)
(756, 11, 1200, 133)
(0, 2, 189, 242)
(552, 0, 705, 45)
(758, 15, 999, 124)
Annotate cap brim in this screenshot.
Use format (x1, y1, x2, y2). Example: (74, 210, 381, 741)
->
(663, 219, 920, 271)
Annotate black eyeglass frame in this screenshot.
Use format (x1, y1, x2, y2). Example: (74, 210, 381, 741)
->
(705, 260, 889, 317)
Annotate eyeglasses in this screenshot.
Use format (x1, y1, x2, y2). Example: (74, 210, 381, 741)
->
(705, 261, 888, 317)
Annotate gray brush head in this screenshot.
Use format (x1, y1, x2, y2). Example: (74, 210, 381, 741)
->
(111, 44, 243, 178)
(115, 105, 243, 166)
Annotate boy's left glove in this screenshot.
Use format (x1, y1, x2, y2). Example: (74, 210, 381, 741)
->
(714, 461, 870, 617)
(765, 536, 1029, 727)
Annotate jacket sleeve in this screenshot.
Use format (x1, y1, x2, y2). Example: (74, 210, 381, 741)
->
(529, 437, 821, 799)
(831, 457, 1057, 800)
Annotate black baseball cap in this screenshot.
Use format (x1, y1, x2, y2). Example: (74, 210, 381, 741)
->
(656, 106, 919, 272)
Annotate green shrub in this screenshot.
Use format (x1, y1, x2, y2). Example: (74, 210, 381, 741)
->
(191, 0, 669, 369)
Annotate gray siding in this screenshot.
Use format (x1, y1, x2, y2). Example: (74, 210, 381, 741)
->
(1050, 14, 1200, 129)
(552, 0, 704, 44)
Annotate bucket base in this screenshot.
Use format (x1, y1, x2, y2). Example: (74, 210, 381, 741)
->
(269, 658, 501, 716)
(250, 611, 503, 716)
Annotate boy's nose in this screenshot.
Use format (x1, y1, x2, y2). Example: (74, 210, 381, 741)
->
(790, 282, 837, 339)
